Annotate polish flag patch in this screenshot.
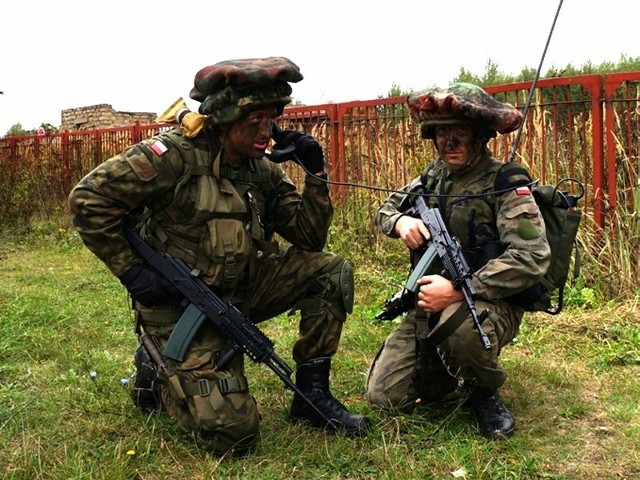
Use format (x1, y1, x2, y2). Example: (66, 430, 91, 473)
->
(515, 186, 531, 195)
(150, 140, 168, 156)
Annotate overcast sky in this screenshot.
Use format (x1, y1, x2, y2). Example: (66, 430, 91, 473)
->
(1, 0, 638, 135)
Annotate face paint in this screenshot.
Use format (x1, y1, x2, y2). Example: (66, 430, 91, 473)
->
(434, 125, 476, 171)
(222, 107, 278, 165)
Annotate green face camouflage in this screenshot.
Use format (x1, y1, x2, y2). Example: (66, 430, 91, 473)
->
(407, 83, 523, 139)
(190, 57, 303, 124)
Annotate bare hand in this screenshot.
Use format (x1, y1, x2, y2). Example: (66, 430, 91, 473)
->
(395, 215, 431, 250)
(416, 275, 463, 312)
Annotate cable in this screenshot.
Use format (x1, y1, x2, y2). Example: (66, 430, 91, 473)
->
(300, 166, 538, 200)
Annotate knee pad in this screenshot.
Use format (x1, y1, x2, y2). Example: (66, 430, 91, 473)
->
(322, 257, 354, 315)
(295, 256, 354, 323)
(337, 259, 354, 314)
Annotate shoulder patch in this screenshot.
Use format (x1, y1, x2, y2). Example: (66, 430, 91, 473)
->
(125, 147, 158, 181)
(515, 186, 531, 195)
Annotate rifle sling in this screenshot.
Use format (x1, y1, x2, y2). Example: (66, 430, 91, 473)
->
(424, 303, 468, 346)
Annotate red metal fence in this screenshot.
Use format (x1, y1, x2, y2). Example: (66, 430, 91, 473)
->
(2, 72, 639, 230)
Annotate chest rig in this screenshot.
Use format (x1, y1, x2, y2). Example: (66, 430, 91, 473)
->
(416, 155, 505, 271)
(141, 130, 279, 295)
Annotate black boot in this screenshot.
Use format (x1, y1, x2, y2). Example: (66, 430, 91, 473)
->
(466, 387, 515, 439)
(289, 357, 371, 436)
(129, 345, 162, 413)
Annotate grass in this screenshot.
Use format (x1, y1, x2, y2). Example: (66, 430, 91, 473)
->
(1, 222, 639, 480)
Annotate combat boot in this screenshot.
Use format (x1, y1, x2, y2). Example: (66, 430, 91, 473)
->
(129, 344, 162, 413)
(466, 387, 515, 439)
(289, 357, 371, 436)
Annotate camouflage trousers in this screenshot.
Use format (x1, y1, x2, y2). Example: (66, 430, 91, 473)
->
(365, 299, 523, 410)
(136, 246, 350, 455)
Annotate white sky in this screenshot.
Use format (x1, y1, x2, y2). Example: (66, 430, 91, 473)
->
(1, 0, 638, 135)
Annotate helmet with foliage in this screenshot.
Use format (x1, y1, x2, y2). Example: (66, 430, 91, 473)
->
(407, 82, 523, 139)
(189, 57, 303, 124)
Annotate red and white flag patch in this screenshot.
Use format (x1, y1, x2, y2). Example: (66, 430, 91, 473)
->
(150, 140, 168, 156)
(515, 186, 531, 195)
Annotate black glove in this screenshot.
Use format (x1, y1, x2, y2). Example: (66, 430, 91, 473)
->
(270, 123, 303, 149)
(269, 124, 325, 173)
(119, 264, 183, 306)
(292, 134, 325, 173)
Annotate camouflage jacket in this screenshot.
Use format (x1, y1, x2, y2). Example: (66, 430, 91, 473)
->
(376, 154, 551, 301)
(68, 128, 333, 284)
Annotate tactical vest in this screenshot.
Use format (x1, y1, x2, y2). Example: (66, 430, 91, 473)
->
(140, 130, 279, 294)
(416, 155, 531, 270)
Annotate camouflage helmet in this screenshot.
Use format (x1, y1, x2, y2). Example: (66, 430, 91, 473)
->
(190, 57, 303, 124)
(407, 82, 523, 139)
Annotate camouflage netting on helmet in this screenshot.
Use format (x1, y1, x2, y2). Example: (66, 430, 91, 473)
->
(407, 83, 523, 139)
(190, 57, 304, 124)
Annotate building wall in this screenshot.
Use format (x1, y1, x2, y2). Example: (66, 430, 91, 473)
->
(60, 104, 157, 131)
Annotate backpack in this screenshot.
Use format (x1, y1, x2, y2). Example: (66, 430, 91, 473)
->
(525, 178, 584, 314)
(496, 169, 584, 315)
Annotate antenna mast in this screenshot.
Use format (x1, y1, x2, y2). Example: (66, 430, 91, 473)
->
(507, 0, 564, 163)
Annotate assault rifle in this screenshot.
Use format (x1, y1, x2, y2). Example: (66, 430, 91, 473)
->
(376, 193, 492, 350)
(122, 224, 338, 430)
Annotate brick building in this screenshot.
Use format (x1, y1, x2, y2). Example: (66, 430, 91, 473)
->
(60, 104, 157, 131)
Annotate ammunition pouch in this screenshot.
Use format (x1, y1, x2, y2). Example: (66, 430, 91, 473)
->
(203, 217, 253, 289)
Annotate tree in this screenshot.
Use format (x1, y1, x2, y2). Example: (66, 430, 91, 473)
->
(3, 122, 58, 137)
(453, 55, 640, 88)
(455, 58, 523, 86)
(5, 123, 34, 137)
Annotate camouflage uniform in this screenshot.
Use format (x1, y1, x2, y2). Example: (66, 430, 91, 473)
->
(69, 57, 367, 455)
(365, 84, 551, 434)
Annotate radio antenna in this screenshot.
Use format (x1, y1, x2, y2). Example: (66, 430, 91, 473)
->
(507, 0, 564, 163)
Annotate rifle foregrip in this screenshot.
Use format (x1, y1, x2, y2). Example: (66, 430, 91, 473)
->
(406, 244, 439, 293)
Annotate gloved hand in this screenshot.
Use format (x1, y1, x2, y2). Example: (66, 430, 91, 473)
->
(119, 264, 183, 306)
(269, 124, 325, 173)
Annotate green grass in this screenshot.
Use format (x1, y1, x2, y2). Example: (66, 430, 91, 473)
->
(1, 224, 638, 480)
